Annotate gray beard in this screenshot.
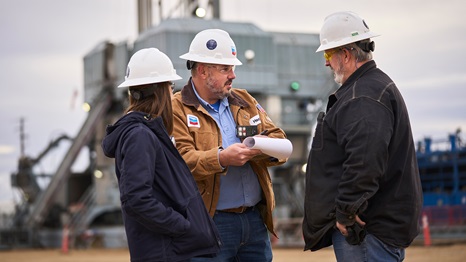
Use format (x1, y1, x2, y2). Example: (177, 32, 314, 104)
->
(206, 77, 231, 100)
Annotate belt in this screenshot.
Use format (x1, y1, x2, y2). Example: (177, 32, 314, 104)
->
(218, 205, 255, 214)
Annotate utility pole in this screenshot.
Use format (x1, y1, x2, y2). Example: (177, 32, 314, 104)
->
(211, 0, 220, 19)
(19, 117, 26, 157)
(137, 0, 153, 33)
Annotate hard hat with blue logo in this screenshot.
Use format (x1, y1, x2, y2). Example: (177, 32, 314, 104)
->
(180, 29, 242, 67)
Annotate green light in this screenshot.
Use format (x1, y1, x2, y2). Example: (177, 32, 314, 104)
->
(290, 81, 300, 91)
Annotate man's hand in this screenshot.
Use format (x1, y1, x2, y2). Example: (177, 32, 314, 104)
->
(219, 143, 262, 167)
(336, 215, 366, 236)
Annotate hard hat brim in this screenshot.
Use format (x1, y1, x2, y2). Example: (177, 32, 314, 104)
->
(118, 74, 182, 88)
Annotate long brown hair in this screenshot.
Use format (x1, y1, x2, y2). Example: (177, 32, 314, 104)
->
(125, 82, 174, 134)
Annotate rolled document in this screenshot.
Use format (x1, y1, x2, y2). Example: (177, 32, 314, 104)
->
(243, 137, 293, 159)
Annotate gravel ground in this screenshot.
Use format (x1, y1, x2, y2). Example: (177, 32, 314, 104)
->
(1, 243, 466, 262)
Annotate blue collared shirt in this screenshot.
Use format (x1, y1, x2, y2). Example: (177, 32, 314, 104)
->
(191, 82, 262, 209)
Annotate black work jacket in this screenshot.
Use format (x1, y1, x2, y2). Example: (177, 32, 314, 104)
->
(303, 60, 423, 251)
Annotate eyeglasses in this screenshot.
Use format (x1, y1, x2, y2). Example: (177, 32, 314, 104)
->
(206, 64, 235, 75)
(323, 49, 341, 61)
(324, 47, 355, 61)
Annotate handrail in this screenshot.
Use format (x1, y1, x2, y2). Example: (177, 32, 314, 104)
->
(25, 93, 112, 228)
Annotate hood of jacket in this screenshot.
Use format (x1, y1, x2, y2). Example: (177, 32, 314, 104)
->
(102, 111, 169, 159)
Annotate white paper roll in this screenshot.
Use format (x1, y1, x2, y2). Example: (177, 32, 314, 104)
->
(243, 137, 293, 159)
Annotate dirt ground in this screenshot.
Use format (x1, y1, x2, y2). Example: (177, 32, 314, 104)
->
(1, 244, 466, 262)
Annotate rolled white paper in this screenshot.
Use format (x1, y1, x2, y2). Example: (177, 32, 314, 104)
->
(243, 137, 293, 159)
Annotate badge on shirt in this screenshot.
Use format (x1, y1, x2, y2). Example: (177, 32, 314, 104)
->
(187, 114, 200, 128)
(256, 103, 273, 123)
(249, 114, 261, 125)
(256, 103, 266, 113)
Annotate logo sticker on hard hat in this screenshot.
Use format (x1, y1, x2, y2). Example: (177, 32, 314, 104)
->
(206, 39, 217, 50)
(231, 46, 236, 56)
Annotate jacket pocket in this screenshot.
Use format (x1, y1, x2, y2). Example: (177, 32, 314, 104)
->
(171, 196, 220, 256)
(191, 129, 218, 150)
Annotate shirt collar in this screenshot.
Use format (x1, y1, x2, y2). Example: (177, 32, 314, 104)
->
(191, 79, 229, 112)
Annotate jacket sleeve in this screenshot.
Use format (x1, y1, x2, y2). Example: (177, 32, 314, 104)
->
(334, 98, 393, 226)
(119, 126, 189, 236)
(171, 98, 226, 180)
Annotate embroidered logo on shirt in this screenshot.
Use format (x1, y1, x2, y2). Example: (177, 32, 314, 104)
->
(256, 103, 266, 113)
(249, 114, 261, 125)
(187, 114, 200, 128)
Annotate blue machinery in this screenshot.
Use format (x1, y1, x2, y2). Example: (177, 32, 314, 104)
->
(416, 131, 466, 243)
(417, 131, 466, 207)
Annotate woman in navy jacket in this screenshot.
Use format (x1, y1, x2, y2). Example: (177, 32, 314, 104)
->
(102, 48, 221, 262)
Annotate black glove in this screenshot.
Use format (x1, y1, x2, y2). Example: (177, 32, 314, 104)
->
(345, 223, 366, 245)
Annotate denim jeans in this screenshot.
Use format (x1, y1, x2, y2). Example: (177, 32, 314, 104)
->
(332, 230, 405, 262)
(191, 207, 272, 262)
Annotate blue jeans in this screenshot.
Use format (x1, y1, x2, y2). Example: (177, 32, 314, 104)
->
(191, 207, 272, 262)
(332, 230, 405, 262)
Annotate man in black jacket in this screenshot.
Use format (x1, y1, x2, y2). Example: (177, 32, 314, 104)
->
(302, 11, 423, 262)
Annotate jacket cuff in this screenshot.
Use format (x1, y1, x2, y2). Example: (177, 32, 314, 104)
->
(217, 147, 225, 170)
(335, 194, 369, 226)
(336, 209, 356, 226)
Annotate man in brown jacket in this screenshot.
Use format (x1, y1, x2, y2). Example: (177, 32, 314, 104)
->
(172, 29, 287, 261)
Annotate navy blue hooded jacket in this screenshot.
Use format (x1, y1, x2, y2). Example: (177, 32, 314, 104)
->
(102, 111, 221, 262)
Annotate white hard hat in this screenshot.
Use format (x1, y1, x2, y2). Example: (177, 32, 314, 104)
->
(179, 29, 242, 66)
(118, 48, 182, 88)
(316, 11, 380, 52)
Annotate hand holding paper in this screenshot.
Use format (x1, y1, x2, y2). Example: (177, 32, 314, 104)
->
(243, 137, 293, 159)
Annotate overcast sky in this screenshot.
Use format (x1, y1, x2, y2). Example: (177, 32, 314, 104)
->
(1, 0, 465, 212)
